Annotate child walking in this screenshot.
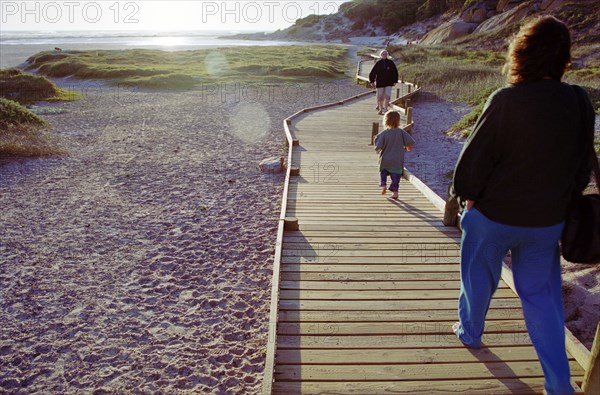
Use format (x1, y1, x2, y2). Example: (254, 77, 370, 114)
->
(374, 111, 415, 199)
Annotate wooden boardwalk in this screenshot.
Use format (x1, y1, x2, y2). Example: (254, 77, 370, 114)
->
(262, 79, 589, 393)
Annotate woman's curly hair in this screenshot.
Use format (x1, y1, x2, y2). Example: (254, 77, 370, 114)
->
(504, 15, 571, 85)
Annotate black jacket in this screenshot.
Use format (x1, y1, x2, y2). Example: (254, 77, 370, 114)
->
(369, 59, 398, 88)
(452, 80, 595, 227)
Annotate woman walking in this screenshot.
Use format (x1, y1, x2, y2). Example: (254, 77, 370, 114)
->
(450, 16, 595, 395)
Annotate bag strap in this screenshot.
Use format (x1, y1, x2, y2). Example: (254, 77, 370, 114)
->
(572, 84, 600, 189)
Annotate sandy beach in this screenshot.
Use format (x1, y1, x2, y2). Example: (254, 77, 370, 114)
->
(0, 68, 369, 392)
(1, 44, 599, 393)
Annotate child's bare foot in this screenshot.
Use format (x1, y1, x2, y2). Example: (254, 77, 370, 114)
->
(381, 187, 387, 195)
(391, 192, 399, 199)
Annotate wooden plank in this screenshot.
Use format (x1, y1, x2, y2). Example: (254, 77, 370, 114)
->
(286, 202, 441, 207)
(279, 280, 469, 290)
(274, 362, 585, 381)
(281, 250, 460, 258)
(288, 187, 425, 192)
(284, 231, 461, 238)
(286, 198, 445, 203)
(583, 323, 600, 394)
(276, 346, 544, 364)
(289, 224, 459, 232)
(283, 236, 462, 243)
(285, 211, 445, 216)
(276, 333, 534, 349)
(278, 298, 521, 311)
(287, 198, 442, 204)
(278, 309, 525, 323)
(278, 288, 516, 300)
(285, 213, 445, 219)
(281, 272, 462, 282)
(273, 378, 549, 394)
(277, 321, 528, 336)
(283, 243, 460, 249)
(286, 208, 439, 214)
(291, 220, 447, 226)
(281, 262, 459, 269)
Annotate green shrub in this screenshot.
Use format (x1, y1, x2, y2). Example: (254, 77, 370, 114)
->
(340, 0, 423, 33)
(38, 60, 85, 78)
(0, 68, 80, 103)
(0, 97, 46, 129)
(0, 68, 57, 103)
(25, 52, 69, 69)
(296, 14, 321, 27)
(0, 98, 63, 156)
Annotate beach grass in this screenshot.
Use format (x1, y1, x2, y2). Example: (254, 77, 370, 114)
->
(0, 69, 75, 156)
(388, 45, 503, 137)
(25, 46, 351, 89)
(0, 98, 64, 157)
(389, 44, 505, 106)
(0, 68, 81, 104)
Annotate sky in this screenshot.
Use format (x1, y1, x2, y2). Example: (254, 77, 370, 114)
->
(0, 0, 351, 32)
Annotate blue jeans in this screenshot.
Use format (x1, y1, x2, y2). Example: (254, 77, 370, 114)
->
(456, 208, 574, 395)
(379, 169, 401, 192)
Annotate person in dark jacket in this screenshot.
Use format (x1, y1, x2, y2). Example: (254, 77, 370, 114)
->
(369, 50, 398, 115)
(450, 16, 594, 395)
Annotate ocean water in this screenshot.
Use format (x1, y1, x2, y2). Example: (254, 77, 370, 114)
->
(0, 30, 297, 69)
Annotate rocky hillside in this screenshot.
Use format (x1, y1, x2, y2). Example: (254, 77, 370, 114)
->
(419, 0, 600, 49)
(238, 0, 599, 53)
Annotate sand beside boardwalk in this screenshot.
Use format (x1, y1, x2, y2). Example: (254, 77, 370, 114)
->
(1, 73, 599, 393)
(0, 78, 367, 393)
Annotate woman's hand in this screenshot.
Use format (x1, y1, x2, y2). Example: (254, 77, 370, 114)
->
(466, 199, 476, 210)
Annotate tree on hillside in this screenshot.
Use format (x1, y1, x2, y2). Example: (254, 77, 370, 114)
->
(339, 0, 472, 32)
(417, 0, 466, 18)
(339, 0, 426, 33)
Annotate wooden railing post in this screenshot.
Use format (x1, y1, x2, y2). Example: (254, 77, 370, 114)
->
(370, 122, 379, 145)
(405, 99, 412, 110)
(583, 323, 600, 394)
(284, 217, 299, 231)
(396, 88, 400, 99)
(443, 196, 460, 226)
(406, 107, 413, 126)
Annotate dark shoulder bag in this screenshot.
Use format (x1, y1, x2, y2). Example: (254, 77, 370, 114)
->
(560, 86, 600, 264)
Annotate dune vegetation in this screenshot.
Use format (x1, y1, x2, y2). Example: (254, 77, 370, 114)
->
(0, 69, 78, 156)
(0, 98, 65, 157)
(0, 68, 80, 104)
(24, 45, 351, 89)
(2, 45, 350, 157)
